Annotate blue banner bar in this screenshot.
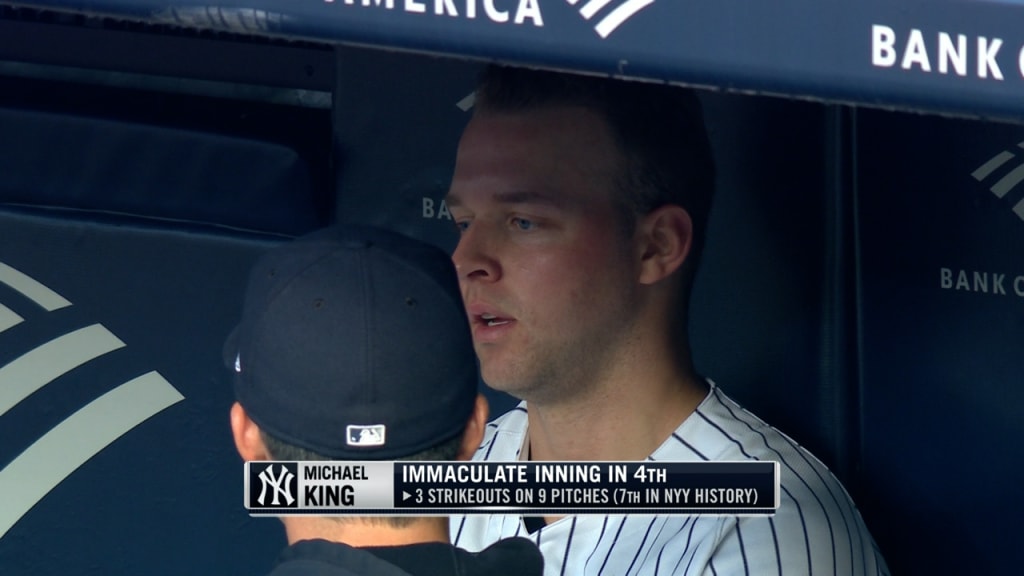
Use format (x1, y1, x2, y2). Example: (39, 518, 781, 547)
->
(6, 0, 1024, 122)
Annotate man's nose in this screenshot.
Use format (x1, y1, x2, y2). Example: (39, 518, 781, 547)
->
(452, 223, 500, 283)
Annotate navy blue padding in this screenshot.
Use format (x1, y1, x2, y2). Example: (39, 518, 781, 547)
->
(691, 94, 843, 473)
(0, 208, 285, 575)
(0, 106, 319, 235)
(332, 46, 475, 253)
(332, 49, 513, 415)
(855, 110, 1024, 575)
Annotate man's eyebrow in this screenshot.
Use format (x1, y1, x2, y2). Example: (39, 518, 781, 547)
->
(444, 190, 565, 208)
(444, 192, 464, 208)
(494, 191, 565, 207)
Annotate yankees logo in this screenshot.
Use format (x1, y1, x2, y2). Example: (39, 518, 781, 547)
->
(254, 463, 298, 508)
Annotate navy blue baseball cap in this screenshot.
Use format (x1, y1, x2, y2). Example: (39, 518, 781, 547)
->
(225, 225, 478, 459)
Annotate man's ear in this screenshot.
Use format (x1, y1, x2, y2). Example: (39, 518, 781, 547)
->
(230, 402, 270, 462)
(636, 204, 693, 285)
(456, 394, 489, 461)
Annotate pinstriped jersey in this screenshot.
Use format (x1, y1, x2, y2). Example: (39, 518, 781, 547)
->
(451, 382, 889, 576)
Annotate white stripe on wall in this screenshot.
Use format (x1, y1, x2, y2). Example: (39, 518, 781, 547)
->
(0, 262, 72, 311)
(0, 324, 125, 417)
(0, 303, 23, 334)
(0, 371, 184, 538)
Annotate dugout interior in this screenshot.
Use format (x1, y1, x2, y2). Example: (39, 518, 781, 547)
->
(0, 4, 1022, 575)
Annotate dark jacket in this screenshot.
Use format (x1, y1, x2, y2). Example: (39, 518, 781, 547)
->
(268, 537, 543, 576)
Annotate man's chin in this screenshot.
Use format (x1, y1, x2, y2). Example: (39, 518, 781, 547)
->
(478, 367, 526, 398)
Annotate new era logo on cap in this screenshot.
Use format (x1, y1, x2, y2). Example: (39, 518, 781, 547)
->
(347, 425, 386, 447)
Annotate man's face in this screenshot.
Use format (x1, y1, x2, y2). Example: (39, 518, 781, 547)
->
(447, 106, 641, 404)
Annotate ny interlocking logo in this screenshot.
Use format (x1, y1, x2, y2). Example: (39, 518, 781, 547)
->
(0, 261, 184, 539)
(971, 141, 1024, 222)
(564, 0, 656, 38)
(251, 462, 299, 508)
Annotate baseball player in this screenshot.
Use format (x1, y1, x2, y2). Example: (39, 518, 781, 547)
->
(446, 66, 889, 575)
(225, 226, 543, 576)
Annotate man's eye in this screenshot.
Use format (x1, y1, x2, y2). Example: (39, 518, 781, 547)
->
(455, 220, 470, 233)
(511, 217, 535, 231)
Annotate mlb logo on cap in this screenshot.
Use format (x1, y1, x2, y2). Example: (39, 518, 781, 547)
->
(347, 425, 386, 447)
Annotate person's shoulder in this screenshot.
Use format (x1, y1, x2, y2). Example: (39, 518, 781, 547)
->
(478, 535, 542, 557)
(690, 386, 888, 574)
(709, 388, 844, 479)
(456, 537, 544, 576)
(664, 385, 862, 513)
(268, 561, 365, 576)
(674, 383, 823, 463)
(690, 385, 852, 495)
(268, 540, 414, 576)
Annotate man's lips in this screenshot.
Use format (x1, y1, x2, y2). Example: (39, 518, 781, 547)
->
(478, 312, 513, 327)
(466, 303, 516, 341)
(466, 302, 513, 322)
